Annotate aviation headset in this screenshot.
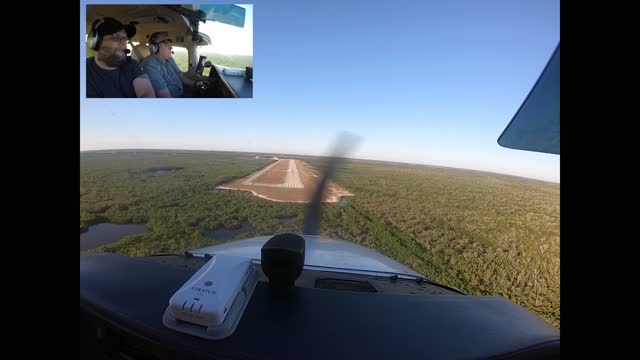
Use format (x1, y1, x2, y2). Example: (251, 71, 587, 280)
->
(148, 32, 169, 54)
(87, 18, 106, 51)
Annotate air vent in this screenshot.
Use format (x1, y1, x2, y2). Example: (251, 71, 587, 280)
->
(315, 278, 377, 293)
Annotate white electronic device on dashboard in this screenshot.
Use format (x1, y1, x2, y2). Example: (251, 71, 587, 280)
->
(162, 254, 258, 340)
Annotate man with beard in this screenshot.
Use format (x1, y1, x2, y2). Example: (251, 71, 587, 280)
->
(143, 31, 208, 98)
(86, 17, 155, 98)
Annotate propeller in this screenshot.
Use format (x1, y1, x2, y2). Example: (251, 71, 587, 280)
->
(262, 132, 359, 289)
(303, 132, 360, 235)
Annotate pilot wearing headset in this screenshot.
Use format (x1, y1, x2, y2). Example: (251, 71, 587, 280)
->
(86, 17, 155, 98)
(142, 31, 208, 98)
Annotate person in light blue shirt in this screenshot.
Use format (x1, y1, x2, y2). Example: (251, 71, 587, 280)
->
(143, 32, 207, 97)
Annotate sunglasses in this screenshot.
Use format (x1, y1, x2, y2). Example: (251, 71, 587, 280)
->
(157, 39, 173, 45)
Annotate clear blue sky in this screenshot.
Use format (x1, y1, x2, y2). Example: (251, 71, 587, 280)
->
(81, 0, 560, 183)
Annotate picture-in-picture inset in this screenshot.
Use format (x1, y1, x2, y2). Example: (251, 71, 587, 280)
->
(85, 3, 253, 98)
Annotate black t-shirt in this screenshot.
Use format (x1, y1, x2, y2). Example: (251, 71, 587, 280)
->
(86, 57, 145, 98)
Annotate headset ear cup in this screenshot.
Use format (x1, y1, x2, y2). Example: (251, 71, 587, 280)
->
(94, 32, 101, 51)
(148, 32, 161, 54)
(87, 27, 96, 50)
(88, 18, 103, 51)
(90, 31, 100, 51)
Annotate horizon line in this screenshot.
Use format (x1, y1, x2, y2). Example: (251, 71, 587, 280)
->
(80, 147, 560, 185)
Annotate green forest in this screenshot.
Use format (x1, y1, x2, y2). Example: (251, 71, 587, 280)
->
(80, 151, 560, 327)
